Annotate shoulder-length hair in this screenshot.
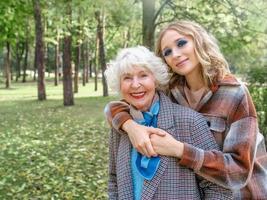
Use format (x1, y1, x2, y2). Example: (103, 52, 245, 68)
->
(155, 20, 230, 89)
(104, 46, 169, 94)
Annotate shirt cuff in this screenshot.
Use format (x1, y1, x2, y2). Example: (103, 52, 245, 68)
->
(179, 143, 204, 172)
(112, 111, 132, 133)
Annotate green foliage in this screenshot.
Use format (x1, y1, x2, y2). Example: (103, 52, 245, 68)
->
(246, 67, 267, 85)
(0, 81, 117, 199)
(249, 86, 267, 136)
(246, 66, 267, 137)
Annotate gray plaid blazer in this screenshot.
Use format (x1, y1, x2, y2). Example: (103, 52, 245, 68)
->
(108, 92, 232, 200)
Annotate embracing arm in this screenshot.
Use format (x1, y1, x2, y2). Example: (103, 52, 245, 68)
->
(149, 113, 233, 199)
(179, 91, 258, 190)
(104, 101, 166, 157)
(104, 101, 132, 130)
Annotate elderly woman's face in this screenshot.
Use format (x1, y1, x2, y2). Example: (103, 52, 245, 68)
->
(120, 66, 156, 112)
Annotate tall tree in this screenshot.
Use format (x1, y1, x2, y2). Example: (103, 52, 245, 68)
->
(33, 0, 46, 100)
(73, 28, 81, 93)
(95, 10, 108, 96)
(15, 41, 24, 81)
(22, 34, 29, 83)
(54, 29, 60, 86)
(63, 0, 74, 106)
(142, 0, 155, 49)
(4, 42, 11, 88)
(94, 29, 99, 92)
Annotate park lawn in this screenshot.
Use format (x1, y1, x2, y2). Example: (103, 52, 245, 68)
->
(0, 80, 118, 199)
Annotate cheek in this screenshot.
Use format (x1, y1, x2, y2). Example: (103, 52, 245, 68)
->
(120, 83, 130, 98)
(164, 57, 172, 66)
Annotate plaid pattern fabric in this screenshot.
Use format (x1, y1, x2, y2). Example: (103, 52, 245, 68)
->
(108, 92, 232, 199)
(169, 75, 267, 199)
(105, 75, 267, 199)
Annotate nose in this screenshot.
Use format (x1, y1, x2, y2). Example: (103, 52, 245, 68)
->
(131, 77, 141, 88)
(172, 47, 181, 58)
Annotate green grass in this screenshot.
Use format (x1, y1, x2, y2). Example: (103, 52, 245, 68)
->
(0, 80, 118, 199)
(0, 79, 106, 101)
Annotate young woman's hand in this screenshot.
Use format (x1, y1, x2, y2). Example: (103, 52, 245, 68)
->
(122, 120, 166, 157)
(150, 132, 184, 158)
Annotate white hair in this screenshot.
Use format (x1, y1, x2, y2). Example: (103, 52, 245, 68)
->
(104, 46, 169, 94)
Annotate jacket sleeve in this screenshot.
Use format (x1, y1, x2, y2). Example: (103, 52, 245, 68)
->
(108, 129, 120, 199)
(179, 87, 259, 190)
(181, 112, 233, 198)
(104, 101, 132, 132)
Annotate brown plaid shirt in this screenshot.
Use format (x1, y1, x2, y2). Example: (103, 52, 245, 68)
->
(105, 75, 267, 199)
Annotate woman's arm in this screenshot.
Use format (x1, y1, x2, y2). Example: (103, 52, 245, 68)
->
(179, 91, 259, 190)
(149, 113, 233, 199)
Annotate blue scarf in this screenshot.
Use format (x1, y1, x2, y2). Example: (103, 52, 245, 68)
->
(134, 100, 161, 180)
(131, 100, 161, 200)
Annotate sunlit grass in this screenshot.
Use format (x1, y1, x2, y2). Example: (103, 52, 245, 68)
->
(0, 79, 118, 199)
(0, 78, 108, 101)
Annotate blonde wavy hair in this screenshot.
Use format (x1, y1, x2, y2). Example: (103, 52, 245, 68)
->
(155, 20, 230, 89)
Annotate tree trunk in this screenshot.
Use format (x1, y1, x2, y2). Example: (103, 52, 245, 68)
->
(54, 33, 59, 86)
(74, 44, 80, 93)
(94, 30, 99, 92)
(33, 0, 46, 100)
(4, 42, 11, 88)
(45, 43, 49, 77)
(22, 38, 29, 83)
(63, 0, 74, 106)
(142, 0, 155, 50)
(89, 59, 92, 79)
(85, 42, 89, 83)
(82, 43, 86, 86)
(95, 10, 108, 97)
(15, 42, 25, 82)
(123, 27, 131, 48)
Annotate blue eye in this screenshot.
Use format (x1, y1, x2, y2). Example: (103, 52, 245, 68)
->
(177, 39, 187, 47)
(162, 48, 172, 57)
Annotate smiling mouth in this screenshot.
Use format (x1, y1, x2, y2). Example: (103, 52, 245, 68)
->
(177, 58, 188, 67)
(130, 92, 145, 99)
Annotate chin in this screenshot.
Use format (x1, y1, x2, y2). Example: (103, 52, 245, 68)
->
(134, 104, 149, 111)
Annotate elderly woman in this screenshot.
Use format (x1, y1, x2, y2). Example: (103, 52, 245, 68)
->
(104, 46, 232, 200)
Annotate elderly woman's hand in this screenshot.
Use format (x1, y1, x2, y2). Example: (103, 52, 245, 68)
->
(122, 119, 166, 157)
(150, 132, 184, 158)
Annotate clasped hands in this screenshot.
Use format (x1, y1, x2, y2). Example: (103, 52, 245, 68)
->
(122, 120, 184, 158)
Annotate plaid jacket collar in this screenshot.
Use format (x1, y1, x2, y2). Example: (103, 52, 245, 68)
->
(170, 75, 241, 111)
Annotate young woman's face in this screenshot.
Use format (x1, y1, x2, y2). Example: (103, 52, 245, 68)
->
(160, 30, 201, 78)
(120, 67, 156, 112)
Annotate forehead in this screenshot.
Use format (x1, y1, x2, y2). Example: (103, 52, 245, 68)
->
(121, 65, 151, 75)
(160, 29, 190, 48)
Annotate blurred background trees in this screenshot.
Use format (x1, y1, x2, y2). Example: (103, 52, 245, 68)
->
(0, 0, 266, 131)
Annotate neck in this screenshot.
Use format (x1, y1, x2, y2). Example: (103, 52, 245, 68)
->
(185, 68, 205, 91)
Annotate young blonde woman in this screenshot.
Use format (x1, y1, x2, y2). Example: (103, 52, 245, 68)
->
(105, 46, 232, 199)
(104, 21, 267, 199)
